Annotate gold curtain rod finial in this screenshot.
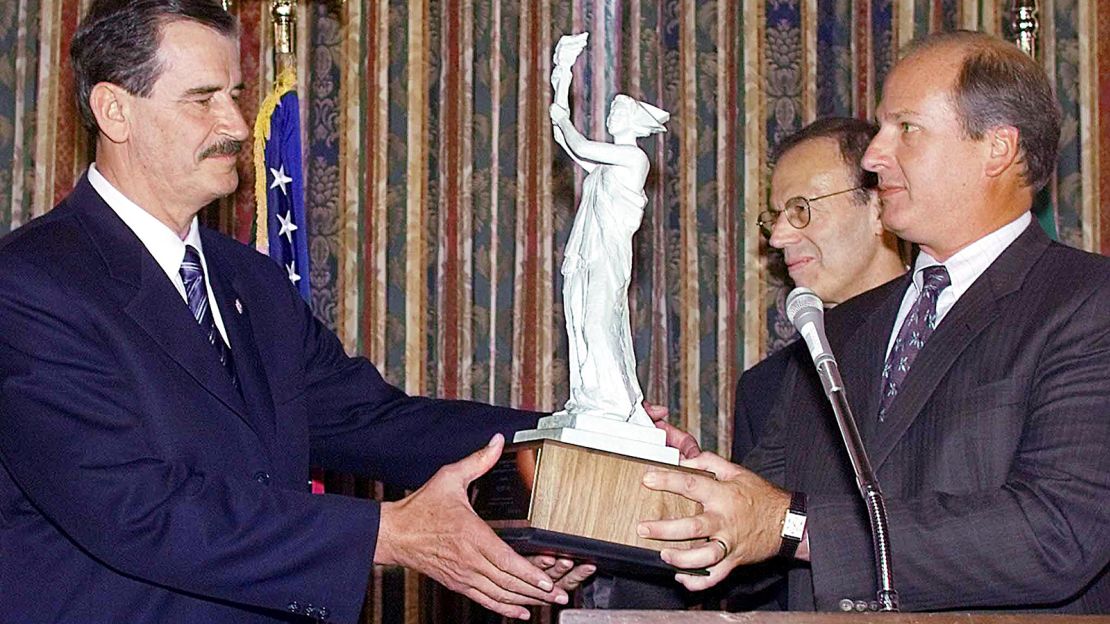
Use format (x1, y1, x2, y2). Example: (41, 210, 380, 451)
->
(271, 0, 297, 56)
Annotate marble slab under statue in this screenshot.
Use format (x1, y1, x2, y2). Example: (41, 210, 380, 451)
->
(471, 33, 703, 576)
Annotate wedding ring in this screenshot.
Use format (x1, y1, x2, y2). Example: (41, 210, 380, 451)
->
(707, 537, 729, 560)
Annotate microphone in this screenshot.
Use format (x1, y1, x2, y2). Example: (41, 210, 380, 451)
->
(786, 287, 900, 613)
(785, 288, 841, 394)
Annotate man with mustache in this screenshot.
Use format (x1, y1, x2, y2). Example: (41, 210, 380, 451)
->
(200, 139, 244, 160)
(639, 31, 1109, 612)
(0, 1, 593, 622)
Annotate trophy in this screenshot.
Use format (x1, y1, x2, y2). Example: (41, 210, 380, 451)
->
(471, 33, 703, 575)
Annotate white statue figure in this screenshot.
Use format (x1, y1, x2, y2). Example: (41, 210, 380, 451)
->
(548, 33, 669, 427)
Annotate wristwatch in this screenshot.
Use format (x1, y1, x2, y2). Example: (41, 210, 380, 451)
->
(778, 491, 808, 559)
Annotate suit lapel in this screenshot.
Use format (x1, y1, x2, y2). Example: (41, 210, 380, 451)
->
(787, 281, 904, 494)
(869, 222, 1050, 470)
(201, 232, 277, 447)
(72, 176, 259, 436)
(836, 278, 907, 448)
(868, 281, 1000, 468)
(124, 261, 254, 424)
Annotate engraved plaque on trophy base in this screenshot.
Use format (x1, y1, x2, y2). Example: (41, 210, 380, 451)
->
(470, 439, 706, 575)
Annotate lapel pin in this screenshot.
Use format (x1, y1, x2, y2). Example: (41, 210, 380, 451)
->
(235, 299, 244, 314)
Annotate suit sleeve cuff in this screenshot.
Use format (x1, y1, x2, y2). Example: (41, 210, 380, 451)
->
(285, 495, 379, 624)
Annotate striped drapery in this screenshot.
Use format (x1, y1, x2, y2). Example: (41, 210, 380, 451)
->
(290, 0, 1105, 454)
(0, 1, 1106, 622)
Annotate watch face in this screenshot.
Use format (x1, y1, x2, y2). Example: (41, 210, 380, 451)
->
(782, 511, 807, 540)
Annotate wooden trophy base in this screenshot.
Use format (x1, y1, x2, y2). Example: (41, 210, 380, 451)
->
(470, 439, 706, 576)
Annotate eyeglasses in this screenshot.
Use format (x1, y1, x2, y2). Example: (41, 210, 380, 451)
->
(757, 186, 864, 238)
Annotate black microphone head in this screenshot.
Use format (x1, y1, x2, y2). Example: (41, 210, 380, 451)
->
(786, 287, 825, 332)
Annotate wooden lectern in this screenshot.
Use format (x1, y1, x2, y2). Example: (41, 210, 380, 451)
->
(558, 611, 1110, 624)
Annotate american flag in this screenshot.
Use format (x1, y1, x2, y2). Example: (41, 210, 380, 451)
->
(253, 69, 322, 494)
(253, 68, 311, 302)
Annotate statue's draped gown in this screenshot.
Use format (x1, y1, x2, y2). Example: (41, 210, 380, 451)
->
(560, 164, 648, 423)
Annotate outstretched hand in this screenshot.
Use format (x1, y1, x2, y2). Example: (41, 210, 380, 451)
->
(642, 401, 701, 459)
(637, 451, 790, 591)
(376, 434, 570, 619)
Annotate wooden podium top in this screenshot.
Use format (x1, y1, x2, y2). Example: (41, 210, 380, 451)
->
(558, 610, 1110, 624)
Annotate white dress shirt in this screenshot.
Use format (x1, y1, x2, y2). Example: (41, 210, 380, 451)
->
(886, 211, 1031, 358)
(87, 164, 231, 347)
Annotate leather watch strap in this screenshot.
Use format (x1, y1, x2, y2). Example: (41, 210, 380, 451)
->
(778, 491, 807, 559)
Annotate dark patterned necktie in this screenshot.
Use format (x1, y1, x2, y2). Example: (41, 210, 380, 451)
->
(179, 245, 237, 387)
(878, 265, 950, 421)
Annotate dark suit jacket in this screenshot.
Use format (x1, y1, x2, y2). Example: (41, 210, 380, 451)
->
(731, 341, 803, 463)
(596, 342, 804, 611)
(0, 175, 541, 623)
(746, 221, 1110, 612)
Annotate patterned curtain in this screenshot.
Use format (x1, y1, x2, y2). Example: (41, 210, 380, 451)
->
(1, 0, 1106, 622)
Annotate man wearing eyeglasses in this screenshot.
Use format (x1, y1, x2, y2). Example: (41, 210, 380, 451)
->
(738, 117, 907, 463)
(590, 117, 907, 611)
(638, 31, 1109, 613)
(721, 117, 910, 612)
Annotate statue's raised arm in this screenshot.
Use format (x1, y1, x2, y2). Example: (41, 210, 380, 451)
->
(549, 35, 669, 187)
(550, 33, 592, 172)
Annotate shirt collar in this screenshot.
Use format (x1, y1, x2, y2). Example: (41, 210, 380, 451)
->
(911, 211, 1031, 297)
(88, 164, 205, 279)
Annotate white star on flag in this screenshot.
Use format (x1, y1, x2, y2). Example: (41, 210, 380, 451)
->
(285, 261, 301, 285)
(269, 164, 293, 196)
(276, 210, 298, 244)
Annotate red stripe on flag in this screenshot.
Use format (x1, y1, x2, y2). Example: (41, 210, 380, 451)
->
(310, 468, 326, 494)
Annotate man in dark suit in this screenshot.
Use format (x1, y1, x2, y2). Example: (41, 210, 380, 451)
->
(640, 31, 1109, 612)
(0, 1, 591, 622)
(732, 116, 907, 463)
(590, 118, 908, 609)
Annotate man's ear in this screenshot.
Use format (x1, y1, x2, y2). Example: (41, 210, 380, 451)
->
(88, 83, 130, 144)
(867, 189, 885, 236)
(983, 125, 1021, 179)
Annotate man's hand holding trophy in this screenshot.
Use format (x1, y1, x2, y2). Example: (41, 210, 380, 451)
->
(471, 32, 708, 577)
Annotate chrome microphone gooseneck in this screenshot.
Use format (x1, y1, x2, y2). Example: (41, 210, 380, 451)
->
(786, 287, 899, 612)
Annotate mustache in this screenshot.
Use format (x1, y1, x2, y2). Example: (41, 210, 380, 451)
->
(199, 140, 243, 160)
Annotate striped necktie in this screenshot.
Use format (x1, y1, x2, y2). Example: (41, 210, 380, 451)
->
(878, 265, 950, 422)
(179, 245, 237, 387)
